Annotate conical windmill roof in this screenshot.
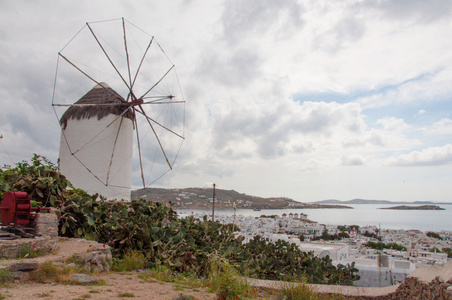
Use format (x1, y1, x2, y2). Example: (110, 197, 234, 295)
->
(60, 82, 134, 129)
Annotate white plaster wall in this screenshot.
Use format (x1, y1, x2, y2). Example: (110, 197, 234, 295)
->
(59, 114, 133, 200)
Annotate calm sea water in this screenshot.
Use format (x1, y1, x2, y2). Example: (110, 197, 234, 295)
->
(178, 204, 452, 232)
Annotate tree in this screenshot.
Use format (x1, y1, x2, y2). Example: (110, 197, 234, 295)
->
(338, 231, 350, 238)
(426, 232, 442, 240)
(442, 248, 452, 258)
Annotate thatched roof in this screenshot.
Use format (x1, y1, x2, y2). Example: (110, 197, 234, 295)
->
(60, 83, 134, 129)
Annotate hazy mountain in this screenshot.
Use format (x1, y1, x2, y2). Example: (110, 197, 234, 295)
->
(310, 199, 449, 205)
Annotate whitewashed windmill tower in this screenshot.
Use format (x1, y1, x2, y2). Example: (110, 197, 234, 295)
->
(52, 19, 185, 201)
(59, 83, 134, 200)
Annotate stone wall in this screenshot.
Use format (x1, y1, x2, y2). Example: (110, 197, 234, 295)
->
(351, 277, 452, 300)
(0, 236, 58, 258)
(35, 211, 58, 237)
(0, 211, 59, 258)
(70, 246, 113, 272)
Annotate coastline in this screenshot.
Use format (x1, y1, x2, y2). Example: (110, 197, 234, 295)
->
(379, 205, 445, 210)
(178, 203, 452, 232)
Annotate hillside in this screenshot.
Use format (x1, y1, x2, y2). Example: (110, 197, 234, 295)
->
(132, 187, 352, 210)
(310, 199, 450, 205)
(380, 205, 445, 210)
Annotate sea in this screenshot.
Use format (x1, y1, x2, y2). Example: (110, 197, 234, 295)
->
(177, 204, 452, 233)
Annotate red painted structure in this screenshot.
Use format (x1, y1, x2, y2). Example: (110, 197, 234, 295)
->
(0, 192, 50, 226)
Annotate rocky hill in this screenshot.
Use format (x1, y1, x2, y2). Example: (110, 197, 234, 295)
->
(132, 187, 352, 210)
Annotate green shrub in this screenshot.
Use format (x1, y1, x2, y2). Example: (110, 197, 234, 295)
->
(366, 241, 406, 251)
(276, 282, 313, 300)
(442, 248, 452, 257)
(0, 268, 13, 286)
(74, 295, 91, 300)
(1, 154, 360, 287)
(426, 232, 442, 240)
(276, 281, 346, 300)
(172, 294, 196, 300)
(117, 292, 135, 297)
(17, 244, 41, 259)
(207, 256, 252, 300)
(112, 249, 146, 272)
(30, 261, 59, 283)
(232, 236, 359, 285)
(0, 154, 70, 205)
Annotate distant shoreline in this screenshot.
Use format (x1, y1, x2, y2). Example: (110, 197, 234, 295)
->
(379, 205, 445, 211)
(309, 199, 452, 205)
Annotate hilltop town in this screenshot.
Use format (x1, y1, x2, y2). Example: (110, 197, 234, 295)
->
(194, 212, 452, 287)
(132, 187, 352, 210)
(133, 187, 452, 286)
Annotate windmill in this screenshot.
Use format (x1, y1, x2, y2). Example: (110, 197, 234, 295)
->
(52, 18, 185, 200)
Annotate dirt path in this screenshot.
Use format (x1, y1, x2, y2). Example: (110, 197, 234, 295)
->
(0, 238, 216, 300)
(0, 272, 216, 299)
(1, 238, 104, 266)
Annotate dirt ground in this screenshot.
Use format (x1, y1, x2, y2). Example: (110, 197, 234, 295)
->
(3, 237, 430, 299)
(0, 272, 217, 300)
(0, 238, 217, 300)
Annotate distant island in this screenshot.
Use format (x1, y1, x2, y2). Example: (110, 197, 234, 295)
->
(310, 199, 451, 205)
(131, 189, 451, 210)
(132, 187, 352, 210)
(379, 205, 445, 210)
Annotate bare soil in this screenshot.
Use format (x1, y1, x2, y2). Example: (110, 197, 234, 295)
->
(0, 238, 216, 300)
(3, 238, 430, 299)
(0, 272, 216, 300)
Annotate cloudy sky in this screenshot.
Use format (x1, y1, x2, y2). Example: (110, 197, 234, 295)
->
(1, 0, 451, 203)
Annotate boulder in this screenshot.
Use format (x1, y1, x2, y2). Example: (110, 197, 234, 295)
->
(8, 262, 39, 272)
(70, 273, 98, 284)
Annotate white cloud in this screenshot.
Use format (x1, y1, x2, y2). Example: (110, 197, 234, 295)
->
(423, 119, 452, 136)
(386, 144, 452, 166)
(356, 69, 452, 109)
(417, 109, 426, 115)
(1, 0, 452, 202)
(357, 0, 452, 23)
(222, 0, 304, 45)
(342, 131, 385, 148)
(376, 117, 411, 132)
(341, 154, 365, 166)
(210, 100, 365, 160)
(299, 158, 324, 173)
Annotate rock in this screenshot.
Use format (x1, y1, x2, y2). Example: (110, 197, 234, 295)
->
(0, 236, 58, 258)
(8, 262, 39, 272)
(35, 211, 58, 237)
(52, 262, 65, 267)
(11, 271, 30, 282)
(435, 276, 444, 283)
(82, 248, 112, 272)
(66, 263, 77, 269)
(70, 273, 98, 284)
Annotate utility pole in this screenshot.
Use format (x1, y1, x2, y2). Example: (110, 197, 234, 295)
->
(212, 183, 216, 222)
(233, 201, 236, 229)
(378, 223, 381, 287)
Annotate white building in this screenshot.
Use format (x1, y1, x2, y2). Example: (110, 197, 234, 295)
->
(295, 241, 350, 263)
(340, 255, 415, 287)
(414, 251, 449, 266)
(59, 83, 133, 200)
